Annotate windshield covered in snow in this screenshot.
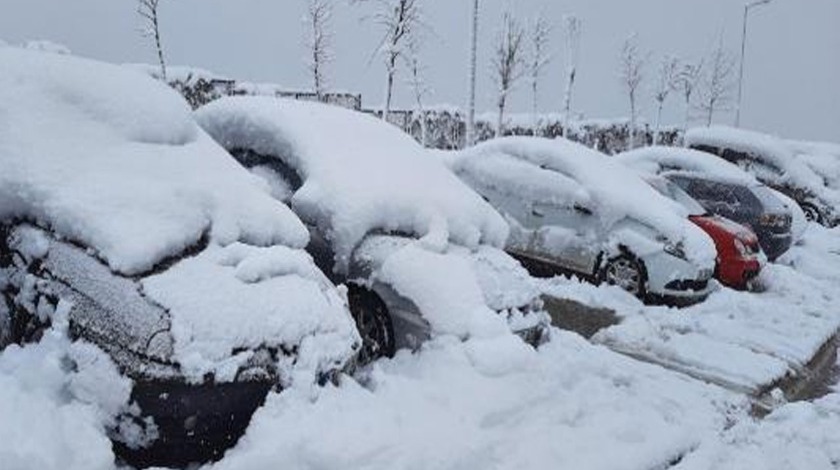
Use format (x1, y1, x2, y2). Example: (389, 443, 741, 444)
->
(645, 177, 705, 216)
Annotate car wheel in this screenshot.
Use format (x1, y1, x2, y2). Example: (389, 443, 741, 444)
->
(800, 203, 823, 225)
(601, 253, 647, 299)
(347, 284, 396, 364)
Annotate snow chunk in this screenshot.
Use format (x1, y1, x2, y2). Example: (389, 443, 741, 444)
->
(142, 243, 359, 382)
(0, 47, 308, 274)
(23, 40, 71, 55)
(195, 97, 509, 272)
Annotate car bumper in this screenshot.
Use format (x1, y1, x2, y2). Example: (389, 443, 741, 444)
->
(641, 251, 717, 304)
(113, 379, 273, 469)
(717, 255, 762, 290)
(757, 232, 792, 261)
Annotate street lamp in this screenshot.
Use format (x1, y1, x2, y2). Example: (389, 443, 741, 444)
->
(735, 0, 773, 128)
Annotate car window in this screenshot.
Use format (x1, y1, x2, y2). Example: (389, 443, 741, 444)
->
(231, 148, 304, 192)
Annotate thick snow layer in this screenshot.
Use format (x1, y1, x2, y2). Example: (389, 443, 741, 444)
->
(0, 333, 129, 470)
(142, 243, 359, 382)
(615, 146, 758, 185)
(676, 391, 840, 469)
(207, 334, 741, 470)
(0, 47, 308, 275)
(195, 97, 509, 272)
(786, 139, 840, 191)
(356, 236, 543, 338)
(456, 137, 716, 266)
(685, 126, 840, 206)
(542, 225, 840, 394)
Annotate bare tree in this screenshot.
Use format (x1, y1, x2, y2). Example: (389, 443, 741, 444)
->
(137, 0, 167, 81)
(355, 0, 423, 122)
(465, 0, 480, 147)
(652, 55, 680, 144)
(618, 33, 647, 149)
(491, 11, 526, 137)
(529, 16, 552, 134)
(674, 60, 703, 131)
(561, 15, 581, 138)
(306, 0, 334, 100)
(697, 37, 737, 126)
(405, 38, 431, 147)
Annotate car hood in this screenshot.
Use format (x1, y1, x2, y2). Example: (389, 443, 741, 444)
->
(351, 235, 542, 338)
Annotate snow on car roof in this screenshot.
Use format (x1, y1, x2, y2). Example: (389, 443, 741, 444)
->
(685, 126, 826, 189)
(457, 137, 716, 265)
(0, 47, 309, 275)
(195, 97, 509, 271)
(615, 146, 758, 185)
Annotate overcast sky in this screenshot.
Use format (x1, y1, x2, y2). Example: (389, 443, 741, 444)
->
(2, 0, 838, 141)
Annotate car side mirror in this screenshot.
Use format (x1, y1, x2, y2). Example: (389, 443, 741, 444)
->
(574, 204, 593, 216)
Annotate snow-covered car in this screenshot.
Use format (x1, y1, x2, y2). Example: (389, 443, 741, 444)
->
(643, 176, 763, 290)
(0, 48, 360, 467)
(195, 98, 550, 361)
(446, 137, 718, 305)
(685, 126, 840, 227)
(615, 146, 796, 260)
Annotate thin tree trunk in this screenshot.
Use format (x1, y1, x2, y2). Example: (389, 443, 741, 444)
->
(629, 94, 636, 150)
(496, 94, 506, 137)
(153, 15, 166, 81)
(562, 71, 574, 138)
(532, 79, 539, 136)
(654, 100, 664, 145)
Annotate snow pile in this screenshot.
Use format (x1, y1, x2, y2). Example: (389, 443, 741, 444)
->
(786, 139, 840, 191)
(356, 236, 543, 337)
(543, 225, 840, 395)
(0, 47, 308, 275)
(0, 332, 130, 470)
(23, 40, 71, 55)
(677, 392, 840, 469)
(196, 97, 509, 272)
(142, 243, 359, 382)
(456, 137, 716, 265)
(615, 146, 758, 185)
(207, 333, 742, 470)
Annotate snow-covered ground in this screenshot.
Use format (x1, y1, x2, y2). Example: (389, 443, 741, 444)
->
(542, 224, 840, 397)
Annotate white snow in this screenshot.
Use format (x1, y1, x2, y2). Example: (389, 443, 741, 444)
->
(685, 126, 840, 207)
(0, 47, 308, 275)
(142, 243, 359, 383)
(454, 137, 717, 266)
(615, 145, 758, 185)
(542, 224, 840, 395)
(195, 97, 509, 273)
(206, 333, 743, 470)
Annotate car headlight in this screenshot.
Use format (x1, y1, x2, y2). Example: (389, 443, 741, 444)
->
(733, 238, 750, 257)
(663, 240, 687, 260)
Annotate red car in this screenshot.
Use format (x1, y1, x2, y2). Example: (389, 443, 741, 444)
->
(689, 214, 762, 289)
(646, 176, 763, 290)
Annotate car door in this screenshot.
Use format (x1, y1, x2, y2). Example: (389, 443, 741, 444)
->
(528, 200, 600, 275)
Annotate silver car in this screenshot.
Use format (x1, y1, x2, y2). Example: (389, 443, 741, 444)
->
(448, 137, 718, 305)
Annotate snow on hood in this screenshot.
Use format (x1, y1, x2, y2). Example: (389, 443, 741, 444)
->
(786, 140, 840, 191)
(457, 137, 716, 265)
(353, 236, 540, 338)
(685, 126, 840, 205)
(615, 146, 758, 185)
(0, 47, 309, 275)
(195, 97, 509, 272)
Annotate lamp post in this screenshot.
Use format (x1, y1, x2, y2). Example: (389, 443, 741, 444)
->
(466, 0, 479, 147)
(735, 0, 773, 128)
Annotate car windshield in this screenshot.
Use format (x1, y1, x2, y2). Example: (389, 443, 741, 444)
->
(647, 177, 706, 216)
(751, 184, 790, 214)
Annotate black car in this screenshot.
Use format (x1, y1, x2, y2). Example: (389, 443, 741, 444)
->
(667, 175, 792, 260)
(685, 126, 839, 227)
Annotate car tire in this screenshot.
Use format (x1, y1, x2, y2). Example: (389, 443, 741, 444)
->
(600, 253, 647, 299)
(800, 202, 823, 225)
(347, 284, 396, 364)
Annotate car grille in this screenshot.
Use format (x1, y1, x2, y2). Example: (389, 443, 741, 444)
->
(665, 279, 710, 292)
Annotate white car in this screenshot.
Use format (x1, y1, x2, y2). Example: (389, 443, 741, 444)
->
(196, 97, 550, 359)
(0, 47, 360, 467)
(447, 137, 718, 305)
